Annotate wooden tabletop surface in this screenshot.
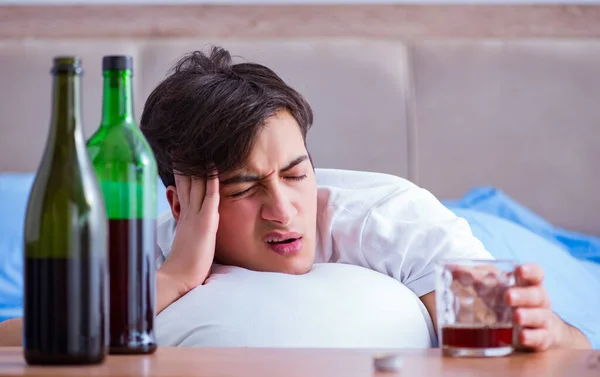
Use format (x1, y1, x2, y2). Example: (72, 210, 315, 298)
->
(0, 347, 598, 377)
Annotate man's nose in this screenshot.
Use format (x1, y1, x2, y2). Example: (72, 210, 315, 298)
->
(261, 185, 297, 226)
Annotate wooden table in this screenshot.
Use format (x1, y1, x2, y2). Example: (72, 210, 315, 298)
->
(0, 347, 598, 376)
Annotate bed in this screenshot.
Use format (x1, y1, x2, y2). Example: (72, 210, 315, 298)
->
(0, 3, 598, 348)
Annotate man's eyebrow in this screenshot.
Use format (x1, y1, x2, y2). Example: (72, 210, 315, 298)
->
(280, 155, 309, 173)
(220, 155, 309, 186)
(220, 173, 260, 186)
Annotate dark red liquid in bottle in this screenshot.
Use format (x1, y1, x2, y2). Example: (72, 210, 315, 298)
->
(24, 257, 107, 364)
(442, 324, 514, 349)
(108, 218, 157, 354)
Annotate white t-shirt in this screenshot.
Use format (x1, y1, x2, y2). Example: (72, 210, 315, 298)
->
(154, 168, 492, 348)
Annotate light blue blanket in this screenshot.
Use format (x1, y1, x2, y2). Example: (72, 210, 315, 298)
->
(443, 186, 600, 264)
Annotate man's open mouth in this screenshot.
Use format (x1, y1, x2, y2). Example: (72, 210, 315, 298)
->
(266, 237, 300, 245)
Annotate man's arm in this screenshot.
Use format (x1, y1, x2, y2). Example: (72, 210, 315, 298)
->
(156, 173, 220, 314)
(559, 322, 592, 349)
(0, 318, 22, 347)
(419, 291, 438, 334)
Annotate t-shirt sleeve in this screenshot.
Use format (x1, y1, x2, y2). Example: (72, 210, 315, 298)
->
(359, 186, 493, 297)
(155, 210, 175, 270)
(156, 243, 166, 269)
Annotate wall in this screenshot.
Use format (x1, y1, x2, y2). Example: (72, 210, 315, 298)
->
(1, 3, 600, 234)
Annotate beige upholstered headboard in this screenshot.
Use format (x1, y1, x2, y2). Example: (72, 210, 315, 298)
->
(1, 5, 599, 235)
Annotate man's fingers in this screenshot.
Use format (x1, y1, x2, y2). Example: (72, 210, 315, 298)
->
(516, 264, 544, 286)
(518, 328, 553, 351)
(514, 308, 553, 329)
(174, 174, 191, 209)
(201, 169, 220, 215)
(506, 286, 551, 308)
(189, 176, 206, 211)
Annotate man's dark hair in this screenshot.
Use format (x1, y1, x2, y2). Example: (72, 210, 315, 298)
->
(140, 45, 314, 187)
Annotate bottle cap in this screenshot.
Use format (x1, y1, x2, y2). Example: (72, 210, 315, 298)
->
(51, 56, 83, 75)
(102, 55, 133, 71)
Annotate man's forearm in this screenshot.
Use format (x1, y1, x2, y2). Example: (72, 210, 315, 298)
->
(559, 319, 592, 349)
(156, 269, 190, 315)
(0, 318, 22, 347)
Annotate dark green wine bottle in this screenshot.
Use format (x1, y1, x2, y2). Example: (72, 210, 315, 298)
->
(23, 57, 108, 365)
(87, 56, 158, 354)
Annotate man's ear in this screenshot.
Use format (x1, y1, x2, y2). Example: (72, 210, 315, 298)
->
(166, 185, 181, 222)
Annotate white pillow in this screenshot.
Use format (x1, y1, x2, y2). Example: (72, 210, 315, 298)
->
(156, 263, 436, 348)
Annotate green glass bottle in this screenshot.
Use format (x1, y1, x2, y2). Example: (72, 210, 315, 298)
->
(23, 57, 108, 365)
(86, 56, 158, 354)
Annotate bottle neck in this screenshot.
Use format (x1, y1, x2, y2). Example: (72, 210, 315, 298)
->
(100, 70, 134, 127)
(50, 73, 82, 140)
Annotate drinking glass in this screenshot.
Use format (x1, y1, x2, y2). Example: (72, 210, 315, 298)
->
(435, 259, 517, 357)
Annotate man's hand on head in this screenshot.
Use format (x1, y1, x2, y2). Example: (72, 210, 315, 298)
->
(507, 264, 592, 350)
(156, 170, 220, 314)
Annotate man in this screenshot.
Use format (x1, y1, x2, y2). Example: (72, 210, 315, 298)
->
(0, 46, 592, 350)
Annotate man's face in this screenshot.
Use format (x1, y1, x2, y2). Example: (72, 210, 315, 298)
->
(213, 110, 317, 274)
